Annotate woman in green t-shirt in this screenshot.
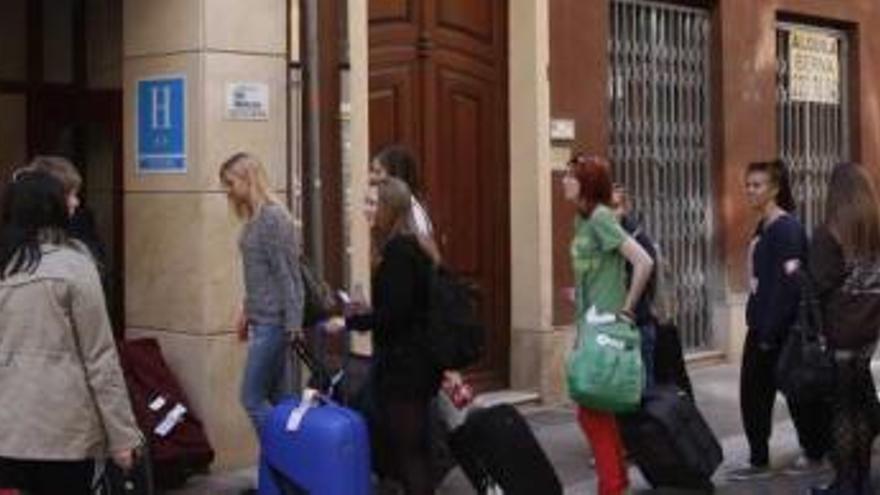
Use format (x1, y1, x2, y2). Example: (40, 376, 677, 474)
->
(562, 153, 654, 495)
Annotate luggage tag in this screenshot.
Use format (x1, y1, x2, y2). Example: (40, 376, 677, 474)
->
(154, 403, 187, 437)
(148, 395, 167, 412)
(286, 388, 320, 432)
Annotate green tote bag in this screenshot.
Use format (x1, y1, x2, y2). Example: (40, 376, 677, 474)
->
(566, 310, 643, 413)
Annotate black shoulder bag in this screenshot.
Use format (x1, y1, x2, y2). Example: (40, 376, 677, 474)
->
(775, 269, 834, 403)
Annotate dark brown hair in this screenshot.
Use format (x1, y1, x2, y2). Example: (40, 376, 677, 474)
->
(746, 160, 796, 212)
(825, 162, 880, 262)
(373, 145, 421, 196)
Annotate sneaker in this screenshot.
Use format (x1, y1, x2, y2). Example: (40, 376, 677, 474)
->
(783, 455, 829, 476)
(809, 486, 833, 495)
(726, 463, 773, 481)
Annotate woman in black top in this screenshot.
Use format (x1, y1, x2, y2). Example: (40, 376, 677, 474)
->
(809, 163, 880, 495)
(728, 160, 829, 481)
(341, 177, 441, 495)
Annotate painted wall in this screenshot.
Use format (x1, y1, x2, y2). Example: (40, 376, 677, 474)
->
(549, 0, 880, 359)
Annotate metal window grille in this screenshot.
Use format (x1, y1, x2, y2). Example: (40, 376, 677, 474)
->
(609, 0, 714, 351)
(777, 24, 850, 234)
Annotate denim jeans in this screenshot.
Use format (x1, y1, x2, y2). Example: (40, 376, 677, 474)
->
(639, 321, 657, 389)
(241, 324, 292, 436)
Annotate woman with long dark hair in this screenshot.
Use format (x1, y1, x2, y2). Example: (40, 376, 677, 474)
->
(0, 171, 140, 495)
(809, 163, 880, 495)
(728, 160, 829, 481)
(562, 153, 654, 495)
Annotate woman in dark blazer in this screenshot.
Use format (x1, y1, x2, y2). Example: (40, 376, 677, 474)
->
(338, 177, 441, 495)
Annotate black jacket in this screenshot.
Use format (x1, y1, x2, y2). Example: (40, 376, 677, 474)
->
(746, 214, 806, 346)
(347, 235, 441, 399)
(810, 225, 880, 350)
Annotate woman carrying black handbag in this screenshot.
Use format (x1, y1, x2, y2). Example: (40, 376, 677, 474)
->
(728, 160, 830, 481)
(809, 163, 880, 495)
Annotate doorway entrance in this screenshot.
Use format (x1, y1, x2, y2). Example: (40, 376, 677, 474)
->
(0, 0, 124, 331)
(369, 1, 510, 390)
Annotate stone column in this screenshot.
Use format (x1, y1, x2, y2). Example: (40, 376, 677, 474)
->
(123, 0, 291, 468)
(509, 1, 572, 403)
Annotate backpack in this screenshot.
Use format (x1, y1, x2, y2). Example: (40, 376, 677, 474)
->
(424, 266, 486, 370)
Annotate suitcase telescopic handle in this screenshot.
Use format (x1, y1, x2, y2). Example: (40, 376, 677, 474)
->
(290, 335, 344, 397)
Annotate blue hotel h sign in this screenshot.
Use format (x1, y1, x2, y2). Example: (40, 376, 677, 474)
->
(137, 76, 186, 173)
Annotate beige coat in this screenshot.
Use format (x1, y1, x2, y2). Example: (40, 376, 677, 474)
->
(0, 244, 141, 460)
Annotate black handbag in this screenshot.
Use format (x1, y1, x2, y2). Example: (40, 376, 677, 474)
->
(94, 444, 155, 495)
(775, 270, 834, 403)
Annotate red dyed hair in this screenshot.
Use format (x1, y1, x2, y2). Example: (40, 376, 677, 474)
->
(568, 153, 613, 218)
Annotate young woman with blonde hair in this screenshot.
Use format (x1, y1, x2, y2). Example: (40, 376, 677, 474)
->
(219, 152, 304, 436)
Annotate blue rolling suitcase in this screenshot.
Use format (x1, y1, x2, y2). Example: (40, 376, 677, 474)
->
(258, 338, 371, 495)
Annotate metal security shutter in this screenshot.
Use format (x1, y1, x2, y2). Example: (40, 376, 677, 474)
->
(609, 0, 714, 350)
(777, 23, 850, 234)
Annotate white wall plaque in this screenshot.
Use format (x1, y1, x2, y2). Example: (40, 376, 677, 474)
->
(225, 82, 270, 121)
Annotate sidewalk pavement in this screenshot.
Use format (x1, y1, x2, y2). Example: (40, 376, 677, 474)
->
(170, 361, 880, 494)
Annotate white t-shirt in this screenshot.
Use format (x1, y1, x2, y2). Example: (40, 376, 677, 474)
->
(411, 197, 434, 237)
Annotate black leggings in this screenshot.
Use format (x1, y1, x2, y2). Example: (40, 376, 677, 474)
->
(381, 398, 433, 495)
(0, 457, 95, 495)
(829, 348, 878, 494)
(740, 330, 831, 465)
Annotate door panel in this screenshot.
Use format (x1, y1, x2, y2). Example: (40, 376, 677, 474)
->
(437, 0, 492, 41)
(369, 62, 420, 154)
(427, 0, 504, 66)
(369, 0, 420, 50)
(369, 0, 416, 24)
(370, 0, 508, 391)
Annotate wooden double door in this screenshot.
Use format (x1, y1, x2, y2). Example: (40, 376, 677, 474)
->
(369, 0, 510, 390)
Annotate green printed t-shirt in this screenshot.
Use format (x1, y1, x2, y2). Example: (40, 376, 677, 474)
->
(571, 205, 627, 318)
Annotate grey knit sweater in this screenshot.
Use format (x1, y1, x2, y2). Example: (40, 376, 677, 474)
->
(239, 203, 304, 330)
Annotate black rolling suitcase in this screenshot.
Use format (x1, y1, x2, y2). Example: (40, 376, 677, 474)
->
(654, 322, 694, 398)
(448, 403, 562, 495)
(619, 386, 722, 491)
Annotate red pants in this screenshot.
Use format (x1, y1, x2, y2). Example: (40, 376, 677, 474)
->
(578, 406, 629, 495)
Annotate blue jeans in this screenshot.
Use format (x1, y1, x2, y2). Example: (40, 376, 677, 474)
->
(240, 324, 292, 436)
(639, 321, 656, 388)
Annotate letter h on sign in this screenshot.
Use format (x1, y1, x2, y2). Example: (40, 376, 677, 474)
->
(137, 76, 186, 173)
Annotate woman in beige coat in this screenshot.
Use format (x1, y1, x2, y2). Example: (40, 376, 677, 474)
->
(0, 171, 141, 495)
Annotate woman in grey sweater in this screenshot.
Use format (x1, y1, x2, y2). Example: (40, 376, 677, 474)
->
(220, 152, 304, 435)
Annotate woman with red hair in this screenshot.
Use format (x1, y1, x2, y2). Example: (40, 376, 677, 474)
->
(562, 153, 654, 494)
